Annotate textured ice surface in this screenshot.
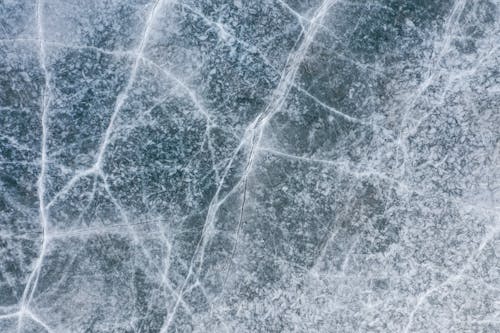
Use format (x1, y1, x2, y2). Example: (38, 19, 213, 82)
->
(1, 0, 499, 332)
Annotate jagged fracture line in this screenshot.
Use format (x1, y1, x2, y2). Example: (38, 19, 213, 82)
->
(94, 0, 164, 170)
(218, 131, 259, 291)
(160, 1, 337, 330)
(195, 116, 261, 267)
(216, 0, 339, 271)
(159, 117, 260, 333)
(205, 131, 262, 313)
(17, 1, 50, 332)
(216, 0, 339, 300)
(215, 0, 340, 238)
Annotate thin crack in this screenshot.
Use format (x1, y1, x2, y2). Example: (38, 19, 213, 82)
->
(17, 1, 50, 330)
(160, 0, 337, 330)
(94, 0, 165, 170)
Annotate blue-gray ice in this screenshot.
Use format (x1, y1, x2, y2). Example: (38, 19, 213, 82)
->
(0, 0, 499, 332)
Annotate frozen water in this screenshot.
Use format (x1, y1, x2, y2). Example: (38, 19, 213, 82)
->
(1, 0, 499, 332)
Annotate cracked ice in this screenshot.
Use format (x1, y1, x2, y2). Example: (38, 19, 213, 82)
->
(0, 0, 499, 332)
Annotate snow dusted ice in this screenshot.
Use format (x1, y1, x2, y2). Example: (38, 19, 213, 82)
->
(0, 0, 499, 332)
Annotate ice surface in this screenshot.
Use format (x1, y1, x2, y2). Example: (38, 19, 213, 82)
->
(1, 0, 499, 332)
